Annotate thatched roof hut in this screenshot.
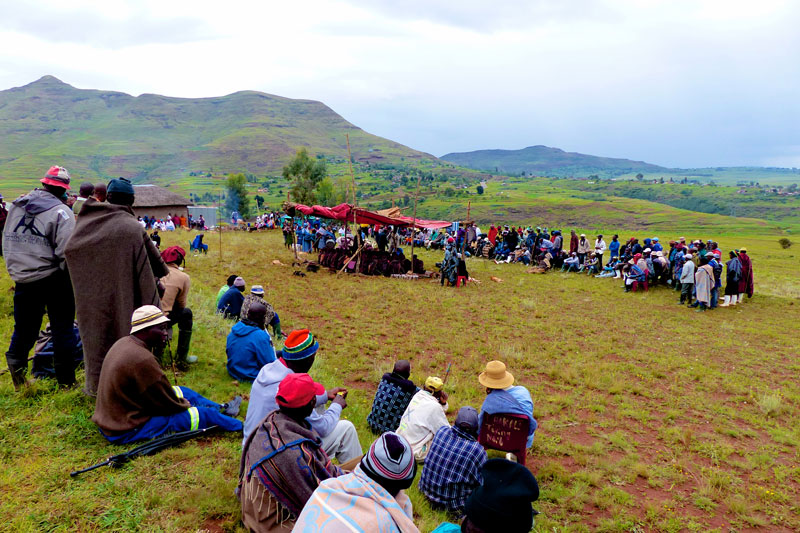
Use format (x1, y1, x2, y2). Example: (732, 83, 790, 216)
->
(132, 185, 192, 219)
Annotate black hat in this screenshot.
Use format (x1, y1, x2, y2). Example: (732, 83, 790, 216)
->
(465, 459, 540, 533)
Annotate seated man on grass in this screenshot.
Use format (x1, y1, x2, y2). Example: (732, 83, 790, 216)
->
(478, 360, 537, 461)
(226, 303, 276, 382)
(216, 274, 238, 306)
(92, 306, 242, 444)
(432, 459, 540, 533)
(397, 376, 449, 463)
(217, 276, 245, 319)
(367, 359, 419, 434)
(293, 431, 419, 533)
(240, 285, 284, 338)
(242, 329, 363, 465)
(239, 373, 344, 532)
(420, 406, 487, 515)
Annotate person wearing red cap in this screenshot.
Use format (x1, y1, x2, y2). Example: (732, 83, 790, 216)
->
(243, 328, 363, 465)
(159, 246, 196, 369)
(2, 166, 79, 389)
(239, 373, 344, 531)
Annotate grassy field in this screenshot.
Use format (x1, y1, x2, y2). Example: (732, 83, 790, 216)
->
(1, 225, 799, 532)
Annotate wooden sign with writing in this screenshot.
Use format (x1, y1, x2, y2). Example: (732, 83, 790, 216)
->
(479, 413, 529, 451)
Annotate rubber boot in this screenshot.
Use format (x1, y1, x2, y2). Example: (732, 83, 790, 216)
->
(739, 293, 745, 303)
(731, 294, 738, 305)
(719, 295, 730, 307)
(7, 362, 27, 391)
(54, 358, 77, 388)
(175, 328, 193, 371)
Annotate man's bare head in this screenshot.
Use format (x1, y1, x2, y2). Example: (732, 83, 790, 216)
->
(246, 302, 267, 330)
(393, 360, 411, 379)
(93, 183, 107, 202)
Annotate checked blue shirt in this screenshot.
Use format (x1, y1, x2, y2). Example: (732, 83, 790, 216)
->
(419, 425, 487, 514)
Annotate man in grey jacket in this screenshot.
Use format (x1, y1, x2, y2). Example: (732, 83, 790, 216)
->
(3, 166, 79, 389)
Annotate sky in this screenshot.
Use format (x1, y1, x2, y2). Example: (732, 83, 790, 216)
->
(0, 0, 798, 168)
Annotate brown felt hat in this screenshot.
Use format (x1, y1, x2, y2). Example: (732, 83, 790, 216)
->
(479, 360, 515, 389)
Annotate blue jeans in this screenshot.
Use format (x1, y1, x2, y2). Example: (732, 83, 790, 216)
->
(101, 387, 243, 444)
(5, 269, 78, 385)
(710, 287, 719, 309)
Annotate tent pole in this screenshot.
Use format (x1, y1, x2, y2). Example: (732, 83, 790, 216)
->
(462, 200, 471, 256)
(346, 133, 361, 272)
(218, 189, 223, 262)
(409, 172, 422, 272)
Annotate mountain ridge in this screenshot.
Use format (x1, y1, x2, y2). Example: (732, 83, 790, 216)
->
(0, 75, 434, 183)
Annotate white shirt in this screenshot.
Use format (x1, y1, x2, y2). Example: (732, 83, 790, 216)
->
(595, 239, 607, 253)
(396, 390, 449, 462)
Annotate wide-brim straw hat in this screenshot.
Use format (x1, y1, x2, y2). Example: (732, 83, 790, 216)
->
(479, 360, 515, 389)
(130, 305, 171, 334)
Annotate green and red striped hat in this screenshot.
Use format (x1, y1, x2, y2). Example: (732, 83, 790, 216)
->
(281, 329, 319, 360)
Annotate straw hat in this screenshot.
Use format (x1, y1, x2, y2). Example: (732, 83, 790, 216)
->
(130, 305, 170, 334)
(478, 360, 515, 389)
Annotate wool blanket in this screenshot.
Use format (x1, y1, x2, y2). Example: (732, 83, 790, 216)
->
(65, 198, 168, 395)
(292, 465, 420, 533)
(239, 410, 342, 530)
(738, 252, 754, 297)
(694, 263, 714, 304)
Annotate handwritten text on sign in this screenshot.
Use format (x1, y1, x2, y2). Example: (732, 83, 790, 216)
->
(483, 415, 526, 449)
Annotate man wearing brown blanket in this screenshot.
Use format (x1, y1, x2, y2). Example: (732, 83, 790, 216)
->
(65, 178, 169, 396)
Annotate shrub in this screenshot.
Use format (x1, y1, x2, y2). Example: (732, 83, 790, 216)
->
(778, 238, 792, 249)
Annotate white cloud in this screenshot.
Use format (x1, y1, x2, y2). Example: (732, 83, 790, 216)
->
(0, 0, 798, 167)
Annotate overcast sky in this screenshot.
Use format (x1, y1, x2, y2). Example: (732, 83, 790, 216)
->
(1, 0, 798, 167)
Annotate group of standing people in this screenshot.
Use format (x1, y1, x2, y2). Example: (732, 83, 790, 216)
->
(1, 166, 200, 393)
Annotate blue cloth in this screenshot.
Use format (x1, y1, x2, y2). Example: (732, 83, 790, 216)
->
(432, 524, 461, 533)
(217, 287, 244, 319)
(100, 387, 242, 444)
(190, 235, 207, 252)
(609, 240, 620, 258)
(479, 387, 537, 448)
(628, 264, 646, 282)
(226, 321, 276, 382)
(419, 426, 487, 514)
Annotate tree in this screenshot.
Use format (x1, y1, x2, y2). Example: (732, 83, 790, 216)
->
(225, 173, 251, 219)
(316, 177, 336, 206)
(254, 194, 265, 209)
(282, 148, 327, 204)
(476, 185, 484, 195)
(635, 173, 644, 181)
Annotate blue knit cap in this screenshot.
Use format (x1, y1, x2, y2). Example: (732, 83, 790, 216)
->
(108, 177, 134, 195)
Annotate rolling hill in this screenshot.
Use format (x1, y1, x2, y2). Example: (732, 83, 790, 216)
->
(441, 145, 800, 185)
(441, 145, 667, 177)
(0, 76, 434, 185)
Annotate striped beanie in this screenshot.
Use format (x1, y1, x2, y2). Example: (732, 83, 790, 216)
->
(281, 329, 319, 360)
(361, 432, 415, 484)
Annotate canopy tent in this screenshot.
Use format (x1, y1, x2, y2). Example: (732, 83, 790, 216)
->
(283, 202, 451, 229)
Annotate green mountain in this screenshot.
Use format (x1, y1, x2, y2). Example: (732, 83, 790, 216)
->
(0, 76, 434, 184)
(441, 145, 666, 177)
(441, 145, 800, 185)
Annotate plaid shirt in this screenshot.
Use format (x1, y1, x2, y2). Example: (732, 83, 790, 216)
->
(419, 425, 487, 514)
